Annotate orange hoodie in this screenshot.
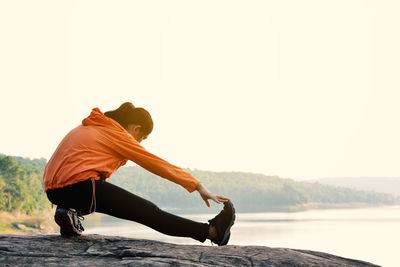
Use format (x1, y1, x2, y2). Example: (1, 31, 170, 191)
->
(43, 108, 200, 193)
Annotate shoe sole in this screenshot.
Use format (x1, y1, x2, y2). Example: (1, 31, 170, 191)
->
(54, 212, 82, 237)
(220, 201, 236, 246)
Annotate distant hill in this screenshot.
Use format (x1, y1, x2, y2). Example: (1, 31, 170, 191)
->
(1, 153, 399, 214)
(311, 177, 400, 197)
(110, 167, 400, 213)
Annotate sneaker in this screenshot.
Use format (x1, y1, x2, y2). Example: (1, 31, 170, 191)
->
(208, 200, 236, 246)
(54, 208, 85, 236)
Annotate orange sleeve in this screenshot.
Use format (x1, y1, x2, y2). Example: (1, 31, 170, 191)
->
(108, 132, 200, 193)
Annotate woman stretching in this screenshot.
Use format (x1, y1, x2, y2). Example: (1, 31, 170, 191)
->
(43, 102, 235, 246)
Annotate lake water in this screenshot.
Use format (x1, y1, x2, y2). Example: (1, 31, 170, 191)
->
(84, 205, 400, 267)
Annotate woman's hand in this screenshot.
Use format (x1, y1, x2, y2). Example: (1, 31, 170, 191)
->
(196, 183, 231, 207)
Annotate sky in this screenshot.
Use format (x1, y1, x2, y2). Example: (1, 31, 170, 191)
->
(0, 0, 399, 180)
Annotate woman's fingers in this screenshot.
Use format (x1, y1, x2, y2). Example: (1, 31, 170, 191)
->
(200, 189, 231, 207)
(209, 195, 231, 204)
(201, 193, 211, 207)
(217, 195, 231, 202)
(213, 195, 231, 204)
(213, 196, 221, 204)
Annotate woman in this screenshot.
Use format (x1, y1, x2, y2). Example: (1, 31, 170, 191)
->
(44, 102, 235, 246)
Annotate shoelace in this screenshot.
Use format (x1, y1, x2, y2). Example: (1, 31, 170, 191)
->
(70, 210, 85, 232)
(76, 211, 85, 231)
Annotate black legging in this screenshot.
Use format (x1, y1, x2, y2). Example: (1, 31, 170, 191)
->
(46, 179, 209, 242)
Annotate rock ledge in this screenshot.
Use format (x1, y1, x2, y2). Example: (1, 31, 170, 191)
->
(0, 234, 379, 266)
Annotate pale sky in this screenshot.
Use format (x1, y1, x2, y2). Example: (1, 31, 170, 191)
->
(1, 1, 399, 180)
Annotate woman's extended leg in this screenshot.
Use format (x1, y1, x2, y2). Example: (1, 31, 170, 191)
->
(46, 179, 210, 242)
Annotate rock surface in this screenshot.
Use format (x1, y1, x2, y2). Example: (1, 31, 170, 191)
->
(0, 234, 379, 266)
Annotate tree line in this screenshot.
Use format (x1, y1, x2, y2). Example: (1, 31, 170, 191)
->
(0, 155, 48, 214)
(0, 154, 398, 214)
(111, 166, 399, 213)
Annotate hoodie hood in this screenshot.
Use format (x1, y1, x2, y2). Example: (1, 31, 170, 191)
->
(82, 108, 127, 133)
